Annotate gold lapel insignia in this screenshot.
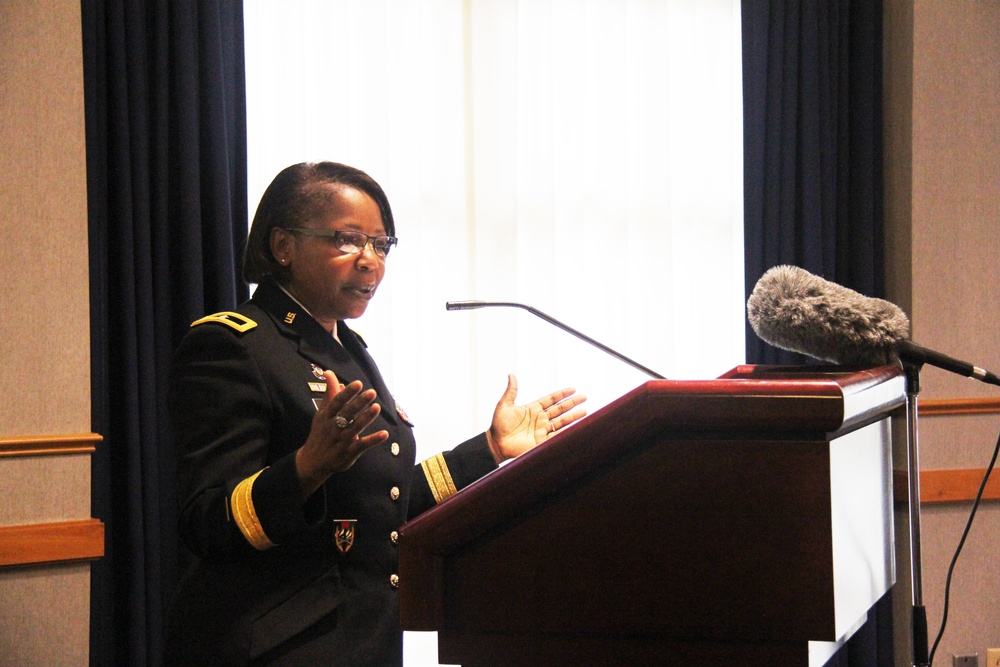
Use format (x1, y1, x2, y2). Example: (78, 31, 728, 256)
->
(334, 520, 357, 554)
(284, 311, 297, 324)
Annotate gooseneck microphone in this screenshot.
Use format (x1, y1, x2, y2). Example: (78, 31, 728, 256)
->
(747, 265, 1000, 386)
(446, 300, 666, 379)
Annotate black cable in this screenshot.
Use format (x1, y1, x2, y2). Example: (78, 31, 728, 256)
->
(928, 428, 1000, 665)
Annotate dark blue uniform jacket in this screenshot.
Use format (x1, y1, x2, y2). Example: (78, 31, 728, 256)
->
(164, 280, 496, 666)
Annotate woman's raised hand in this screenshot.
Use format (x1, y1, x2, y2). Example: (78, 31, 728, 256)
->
(295, 370, 389, 498)
(486, 373, 587, 464)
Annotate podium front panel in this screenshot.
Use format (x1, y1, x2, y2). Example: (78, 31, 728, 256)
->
(398, 366, 905, 666)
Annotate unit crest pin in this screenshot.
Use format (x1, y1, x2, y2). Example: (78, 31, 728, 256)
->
(334, 520, 356, 554)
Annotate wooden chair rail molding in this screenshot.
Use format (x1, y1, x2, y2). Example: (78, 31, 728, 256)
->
(0, 402, 992, 568)
(0, 519, 105, 568)
(0, 433, 105, 567)
(918, 396, 1000, 416)
(917, 397, 1000, 504)
(0, 432, 102, 457)
(919, 468, 1000, 504)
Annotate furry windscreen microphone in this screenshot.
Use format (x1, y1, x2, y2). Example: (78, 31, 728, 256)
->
(746, 265, 911, 366)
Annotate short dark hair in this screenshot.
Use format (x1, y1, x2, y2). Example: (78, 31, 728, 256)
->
(242, 161, 396, 285)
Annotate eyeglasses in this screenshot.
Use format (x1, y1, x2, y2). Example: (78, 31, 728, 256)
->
(284, 228, 398, 258)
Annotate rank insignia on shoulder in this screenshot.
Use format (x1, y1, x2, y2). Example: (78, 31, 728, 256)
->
(334, 519, 356, 554)
(190, 311, 257, 333)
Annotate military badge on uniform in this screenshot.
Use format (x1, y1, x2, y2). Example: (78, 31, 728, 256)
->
(311, 365, 328, 410)
(396, 401, 414, 426)
(284, 312, 297, 324)
(334, 520, 357, 554)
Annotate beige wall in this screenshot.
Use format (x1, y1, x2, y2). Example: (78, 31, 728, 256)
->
(885, 0, 1000, 664)
(0, 0, 93, 665)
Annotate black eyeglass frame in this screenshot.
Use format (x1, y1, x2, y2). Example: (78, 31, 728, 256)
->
(283, 227, 398, 258)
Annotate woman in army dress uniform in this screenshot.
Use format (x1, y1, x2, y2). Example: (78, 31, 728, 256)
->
(163, 161, 586, 666)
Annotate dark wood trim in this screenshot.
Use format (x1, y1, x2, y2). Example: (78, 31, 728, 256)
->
(0, 519, 105, 567)
(0, 433, 102, 457)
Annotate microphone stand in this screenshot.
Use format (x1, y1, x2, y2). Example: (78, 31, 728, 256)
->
(894, 344, 998, 666)
(902, 360, 930, 667)
(445, 300, 666, 380)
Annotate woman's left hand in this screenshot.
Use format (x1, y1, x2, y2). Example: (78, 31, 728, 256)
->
(486, 373, 587, 464)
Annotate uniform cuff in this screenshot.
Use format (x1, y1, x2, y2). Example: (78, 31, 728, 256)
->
(232, 451, 325, 548)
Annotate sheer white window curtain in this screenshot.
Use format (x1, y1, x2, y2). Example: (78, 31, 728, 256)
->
(244, 1, 742, 657)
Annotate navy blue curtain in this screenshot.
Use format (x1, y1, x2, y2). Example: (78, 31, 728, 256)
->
(82, 1, 248, 664)
(743, 0, 885, 365)
(742, 2, 892, 666)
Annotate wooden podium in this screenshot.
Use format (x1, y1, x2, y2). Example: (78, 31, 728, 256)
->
(398, 365, 907, 666)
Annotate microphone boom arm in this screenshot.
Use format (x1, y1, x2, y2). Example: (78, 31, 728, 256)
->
(897, 340, 1000, 387)
(446, 300, 667, 380)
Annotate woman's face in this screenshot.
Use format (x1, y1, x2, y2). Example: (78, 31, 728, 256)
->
(270, 185, 387, 323)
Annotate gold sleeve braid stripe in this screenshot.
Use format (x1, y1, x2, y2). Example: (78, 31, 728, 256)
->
(420, 453, 458, 504)
(230, 469, 277, 550)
